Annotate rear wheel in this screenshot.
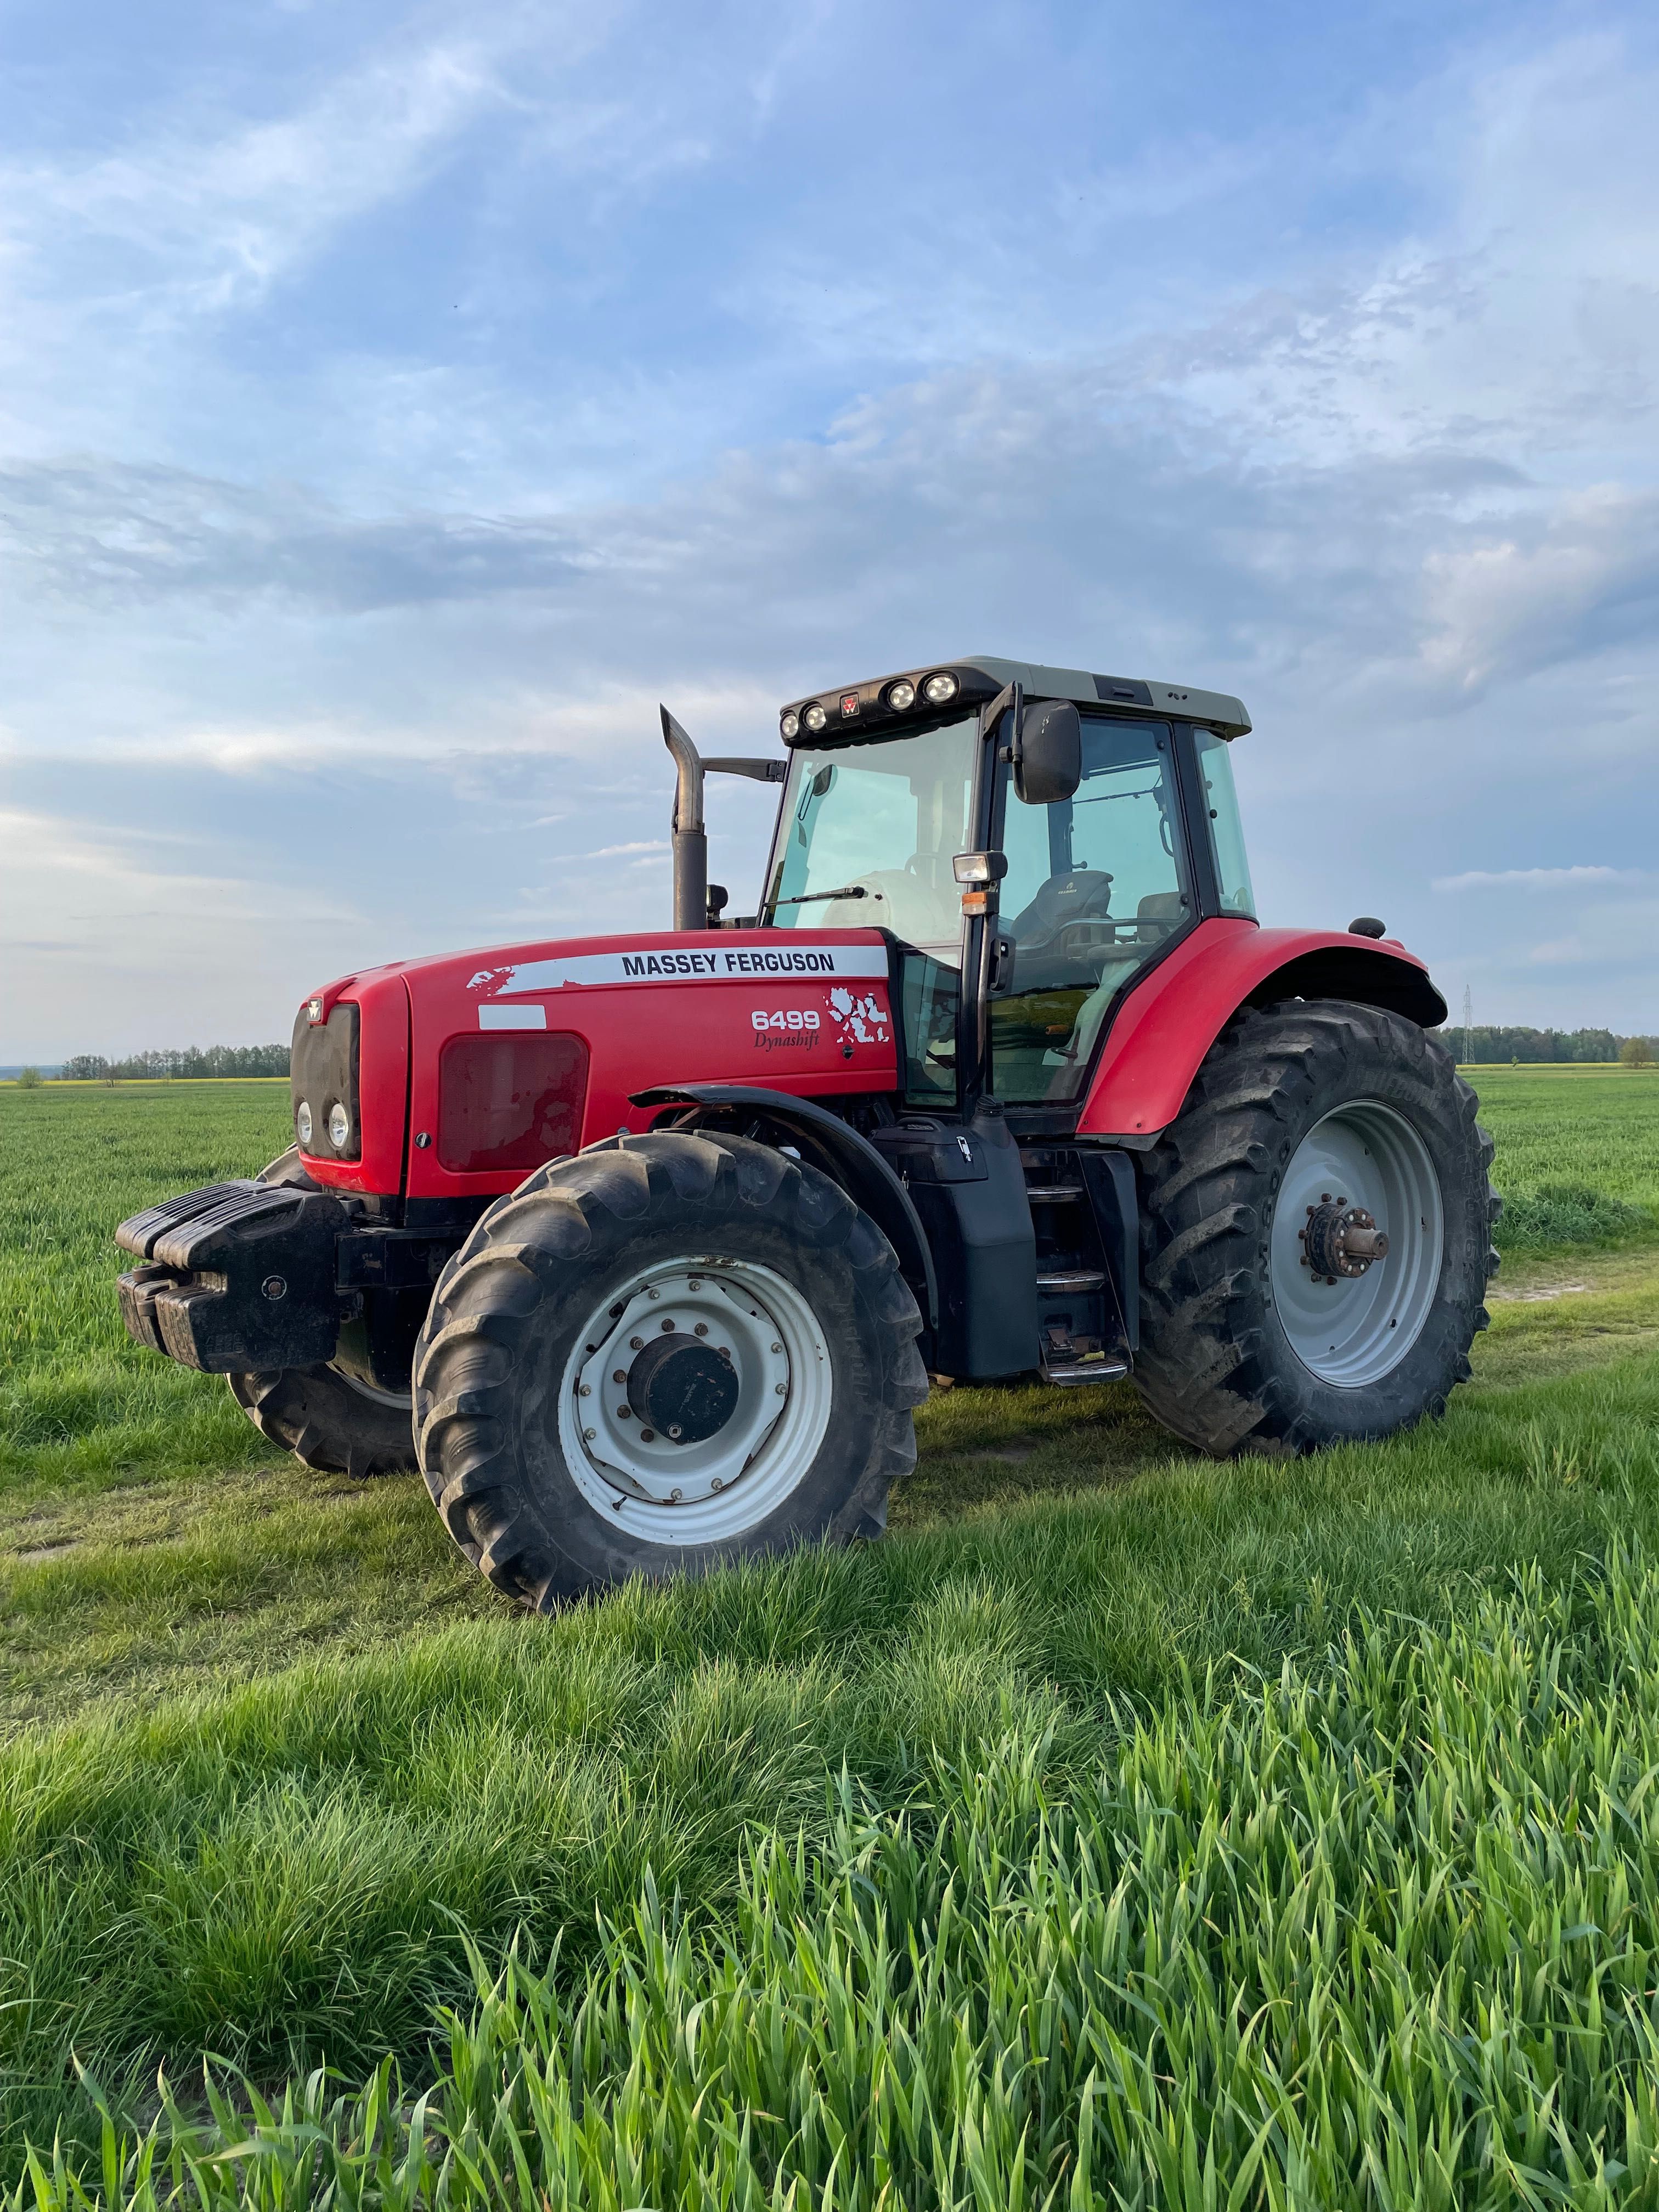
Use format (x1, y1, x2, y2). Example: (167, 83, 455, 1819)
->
(1134, 1000, 1499, 1455)
(225, 1148, 419, 1479)
(413, 1130, 927, 1606)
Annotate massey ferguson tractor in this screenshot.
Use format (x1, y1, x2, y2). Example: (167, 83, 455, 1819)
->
(115, 656, 1498, 1605)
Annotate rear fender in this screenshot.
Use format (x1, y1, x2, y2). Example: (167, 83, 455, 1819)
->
(1076, 919, 1447, 1141)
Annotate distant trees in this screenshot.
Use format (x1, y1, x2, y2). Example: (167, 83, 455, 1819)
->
(1436, 1026, 1649, 1064)
(15, 1066, 41, 1088)
(58, 1045, 290, 1082)
(1621, 1036, 1656, 1069)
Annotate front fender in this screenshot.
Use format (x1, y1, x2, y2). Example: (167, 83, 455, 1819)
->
(1076, 920, 1446, 1141)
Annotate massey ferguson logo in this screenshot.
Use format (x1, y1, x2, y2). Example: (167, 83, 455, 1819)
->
(827, 986, 890, 1046)
(839, 692, 860, 718)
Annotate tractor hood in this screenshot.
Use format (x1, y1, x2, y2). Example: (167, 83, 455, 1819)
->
(292, 928, 900, 1202)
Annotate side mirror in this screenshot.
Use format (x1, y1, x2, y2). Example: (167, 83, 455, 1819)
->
(1014, 699, 1081, 805)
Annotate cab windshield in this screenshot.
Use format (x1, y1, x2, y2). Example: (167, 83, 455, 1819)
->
(766, 716, 977, 1103)
(765, 716, 977, 959)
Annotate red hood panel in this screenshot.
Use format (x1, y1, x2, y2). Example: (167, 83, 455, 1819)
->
(400, 928, 898, 1198)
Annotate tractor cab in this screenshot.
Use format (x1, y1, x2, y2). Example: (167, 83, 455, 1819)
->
(757, 657, 1257, 1116)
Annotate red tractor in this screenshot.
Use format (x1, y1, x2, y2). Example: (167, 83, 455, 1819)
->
(116, 657, 1498, 1604)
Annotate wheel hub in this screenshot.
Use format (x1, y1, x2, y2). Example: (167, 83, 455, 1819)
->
(1299, 1196, 1390, 1284)
(624, 1330, 740, 1442)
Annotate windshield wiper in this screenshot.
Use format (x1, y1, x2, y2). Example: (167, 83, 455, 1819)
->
(771, 884, 869, 907)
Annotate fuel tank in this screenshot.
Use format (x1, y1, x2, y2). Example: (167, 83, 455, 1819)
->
(290, 928, 901, 1201)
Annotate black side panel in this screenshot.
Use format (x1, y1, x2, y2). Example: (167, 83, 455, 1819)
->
(870, 1101, 1039, 1379)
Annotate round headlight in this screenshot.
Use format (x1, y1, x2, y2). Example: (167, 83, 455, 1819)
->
(803, 702, 827, 732)
(780, 710, 800, 740)
(922, 672, 958, 707)
(296, 1099, 313, 1147)
(327, 1101, 351, 1150)
(886, 679, 917, 712)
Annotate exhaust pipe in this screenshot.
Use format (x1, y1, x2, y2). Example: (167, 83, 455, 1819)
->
(661, 706, 707, 933)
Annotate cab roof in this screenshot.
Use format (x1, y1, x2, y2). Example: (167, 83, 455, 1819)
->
(781, 654, 1251, 746)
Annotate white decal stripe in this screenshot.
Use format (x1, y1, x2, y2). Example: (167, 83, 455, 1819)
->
(479, 1003, 549, 1029)
(492, 944, 889, 995)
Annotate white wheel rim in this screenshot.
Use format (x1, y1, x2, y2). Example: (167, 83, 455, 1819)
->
(1271, 1099, 1443, 1387)
(558, 1256, 834, 1545)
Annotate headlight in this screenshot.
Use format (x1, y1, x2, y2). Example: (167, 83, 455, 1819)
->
(296, 1099, 313, 1147)
(327, 1101, 351, 1149)
(803, 702, 827, 732)
(886, 679, 917, 712)
(780, 710, 800, 740)
(922, 672, 958, 706)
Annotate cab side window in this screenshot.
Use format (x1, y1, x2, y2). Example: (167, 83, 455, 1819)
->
(991, 717, 1191, 1101)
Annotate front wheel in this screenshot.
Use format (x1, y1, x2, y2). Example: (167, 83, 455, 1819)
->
(1134, 1000, 1499, 1456)
(412, 1131, 928, 1606)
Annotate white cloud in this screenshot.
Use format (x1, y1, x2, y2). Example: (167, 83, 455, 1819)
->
(1433, 865, 1646, 893)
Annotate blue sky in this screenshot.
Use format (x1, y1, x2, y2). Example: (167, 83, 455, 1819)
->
(2, 0, 1656, 1058)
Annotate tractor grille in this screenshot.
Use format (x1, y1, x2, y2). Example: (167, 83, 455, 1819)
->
(290, 1000, 362, 1160)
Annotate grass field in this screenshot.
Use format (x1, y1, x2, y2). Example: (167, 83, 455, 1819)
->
(2, 1066, 1659, 2204)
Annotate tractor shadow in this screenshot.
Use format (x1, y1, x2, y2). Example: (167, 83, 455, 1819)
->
(893, 1376, 1176, 1529)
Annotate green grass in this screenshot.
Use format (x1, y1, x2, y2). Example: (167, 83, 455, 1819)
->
(1463, 1065, 1659, 1251)
(26, 1542, 1659, 2210)
(3, 1068, 1659, 2198)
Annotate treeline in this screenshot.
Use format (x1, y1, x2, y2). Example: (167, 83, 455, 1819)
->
(59, 1045, 290, 1082)
(1431, 1025, 1654, 1064)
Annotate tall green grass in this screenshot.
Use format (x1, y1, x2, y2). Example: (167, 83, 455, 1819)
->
(3, 1359, 1659, 2181)
(21, 1533, 1659, 2208)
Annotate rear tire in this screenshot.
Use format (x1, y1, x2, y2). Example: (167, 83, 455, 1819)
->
(413, 1130, 928, 1606)
(1134, 1000, 1499, 1456)
(225, 1147, 419, 1479)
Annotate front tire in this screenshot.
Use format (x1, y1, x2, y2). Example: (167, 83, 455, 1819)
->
(412, 1131, 928, 1606)
(1134, 1000, 1499, 1456)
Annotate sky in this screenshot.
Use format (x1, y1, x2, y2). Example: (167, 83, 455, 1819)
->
(1, 0, 1655, 1059)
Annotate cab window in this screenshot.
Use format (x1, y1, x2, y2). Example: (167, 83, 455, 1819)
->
(991, 717, 1192, 1102)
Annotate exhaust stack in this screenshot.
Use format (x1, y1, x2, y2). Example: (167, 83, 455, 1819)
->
(661, 706, 707, 933)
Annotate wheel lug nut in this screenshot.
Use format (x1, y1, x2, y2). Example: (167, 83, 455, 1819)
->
(661, 1318, 675, 1332)
(583, 1427, 596, 1441)
(630, 1337, 644, 1351)
(647, 1288, 660, 1300)
(640, 1428, 656, 1442)
(613, 1369, 627, 1384)
(579, 1384, 590, 1397)
(771, 1342, 783, 1354)
(618, 1406, 632, 1418)
(710, 1477, 724, 1492)
(775, 1382, 787, 1396)
(695, 1322, 708, 1336)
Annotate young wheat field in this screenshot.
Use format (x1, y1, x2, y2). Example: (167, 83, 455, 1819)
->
(1, 1066, 1657, 2206)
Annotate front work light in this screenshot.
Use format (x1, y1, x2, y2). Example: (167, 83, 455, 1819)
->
(803, 703, 828, 732)
(922, 672, 958, 706)
(780, 710, 800, 740)
(952, 850, 1008, 887)
(296, 1099, 313, 1147)
(885, 679, 917, 712)
(327, 1102, 352, 1149)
